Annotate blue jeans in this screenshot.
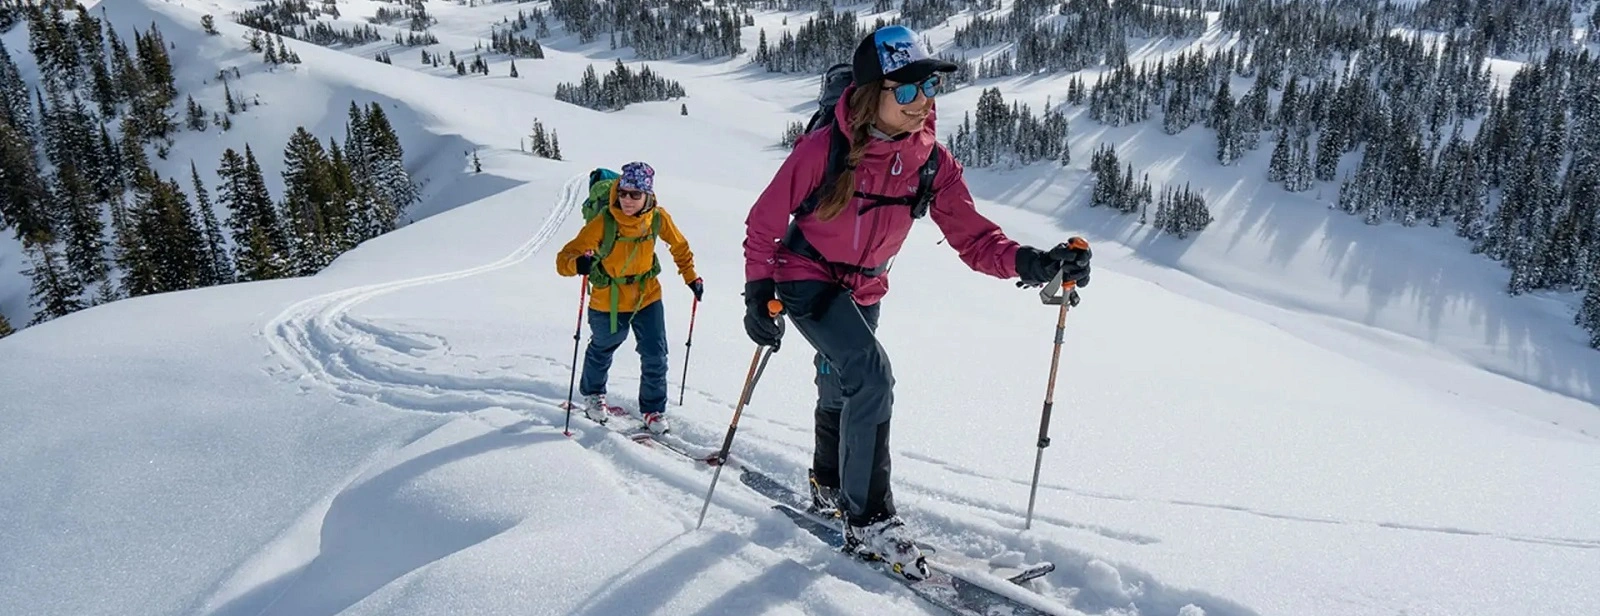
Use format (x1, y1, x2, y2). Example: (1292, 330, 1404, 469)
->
(579, 300, 669, 415)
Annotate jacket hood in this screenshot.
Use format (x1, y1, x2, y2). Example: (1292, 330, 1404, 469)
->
(830, 84, 939, 164)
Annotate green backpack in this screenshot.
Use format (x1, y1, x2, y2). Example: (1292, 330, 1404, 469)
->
(582, 168, 620, 222)
(583, 167, 663, 333)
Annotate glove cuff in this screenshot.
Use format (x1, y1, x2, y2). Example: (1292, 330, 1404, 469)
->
(744, 279, 775, 303)
(1014, 246, 1048, 284)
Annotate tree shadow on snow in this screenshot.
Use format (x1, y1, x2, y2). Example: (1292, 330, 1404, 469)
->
(968, 117, 1599, 407)
(198, 428, 565, 616)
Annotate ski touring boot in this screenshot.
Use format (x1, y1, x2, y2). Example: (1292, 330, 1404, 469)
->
(844, 516, 930, 581)
(639, 410, 670, 435)
(808, 469, 842, 519)
(581, 393, 610, 424)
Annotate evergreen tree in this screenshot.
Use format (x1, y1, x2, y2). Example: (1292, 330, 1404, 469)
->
(190, 160, 233, 285)
(107, 25, 142, 109)
(0, 119, 52, 241)
(281, 126, 338, 274)
(1285, 135, 1314, 192)
(186, 95, 207, 131)
(324, 137, 360, 253)
(23, 233, 84, 325)
(53, 161, 107, 284)
(0, 38, 34, 134)
(74, 5, 116, 119)
(117, 148, 162, 297)
(1267, 134, 1291, 183)
(554, 61, 687, 111)
(0, 312, 13, 337)
(146, 176, 209, 293)
(360, 103, 417, 233)
(242, 145, 290, 257)
(128, 26, 178, 141)
(218, 147, 289, 281)
(28, 4, 83, 92)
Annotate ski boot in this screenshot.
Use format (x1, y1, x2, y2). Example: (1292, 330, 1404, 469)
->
(640, 411, 670, 435)
(844, 516, 930, 580)
(581, 393, 610, 424)
(808, 469, 841, 518)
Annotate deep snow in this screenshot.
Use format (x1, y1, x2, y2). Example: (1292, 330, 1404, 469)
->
(2, 1, 1598, 616)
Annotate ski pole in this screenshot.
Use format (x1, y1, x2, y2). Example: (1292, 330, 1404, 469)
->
(563, 253, 593, 437)
(696, 299, 783, 530)
(677, 295, 699, 406)
(1024, 242, 1084, 530)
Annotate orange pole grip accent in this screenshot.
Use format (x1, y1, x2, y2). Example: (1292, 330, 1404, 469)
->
(767, 299, 783, 317)
(1068, 237, 1089, 250)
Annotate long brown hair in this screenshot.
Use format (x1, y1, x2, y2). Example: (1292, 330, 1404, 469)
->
(812, 82, 883, 222)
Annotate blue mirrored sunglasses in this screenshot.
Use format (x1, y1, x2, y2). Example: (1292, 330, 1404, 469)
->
(889, 75, 941, 105)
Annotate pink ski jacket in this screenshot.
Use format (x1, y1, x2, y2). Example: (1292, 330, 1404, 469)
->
(742, 85, 1021, 305)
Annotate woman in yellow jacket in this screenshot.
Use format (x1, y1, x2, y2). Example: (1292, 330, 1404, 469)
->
(556, 161, 701, 435)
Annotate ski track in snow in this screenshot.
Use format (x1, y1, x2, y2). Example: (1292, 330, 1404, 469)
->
(255, 174, 1264, 616)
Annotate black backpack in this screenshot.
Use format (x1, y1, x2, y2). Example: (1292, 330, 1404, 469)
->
(793, 62, 941, 222)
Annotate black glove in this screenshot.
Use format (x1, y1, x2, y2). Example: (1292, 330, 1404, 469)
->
(743, 279, 784, 349)
(1015, 238, 1092, 288)
(688, 277, 704, 301)
(575, 254, 594, 276)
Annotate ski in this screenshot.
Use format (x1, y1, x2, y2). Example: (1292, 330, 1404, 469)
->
(768, 502, 1052, 616)
(736, 467, 1055, 585)
(560, 405, 1061, 614)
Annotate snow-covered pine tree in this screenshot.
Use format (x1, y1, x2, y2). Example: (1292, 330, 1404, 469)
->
(190, 160, 233, 286)
(147, 176, 209, 293)
(242, 145, 291, 258)
(129, 25, 178, 141)
(52, 161, 107, 285)
(23, 232, 84, 325)
(281, 126, 338, 275)
(186, 95, 207, 131)
(362, 103, 417, 231)
(1285, 134, 1313, 192)
(74, 5, 118, 119)
(27, 4, 84, 93)
(323, 137, 359, 254)
(217, 147, 287, 281)
(1266, 133, 1290, 183)
(0, 118, 52, 242)
(0, 38, 32, 133)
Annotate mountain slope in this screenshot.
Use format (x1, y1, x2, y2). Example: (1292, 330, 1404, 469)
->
(2, 1, 1598, 616)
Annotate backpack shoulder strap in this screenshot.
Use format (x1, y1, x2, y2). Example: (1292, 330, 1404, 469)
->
(597, 208, 618, 258)
(794, 124, 850, 218)
(910, 146, 942, 220)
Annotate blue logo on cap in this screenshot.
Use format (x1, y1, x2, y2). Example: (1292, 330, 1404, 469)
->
(873, 25, 928, 75)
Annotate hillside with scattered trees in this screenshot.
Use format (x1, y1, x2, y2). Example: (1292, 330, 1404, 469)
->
(0, 3, 416, 335)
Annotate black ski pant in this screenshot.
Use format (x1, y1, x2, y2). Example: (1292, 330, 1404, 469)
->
(776, 280, 895, 527)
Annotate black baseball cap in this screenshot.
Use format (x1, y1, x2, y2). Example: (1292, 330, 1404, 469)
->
(851, 25, 958, 85)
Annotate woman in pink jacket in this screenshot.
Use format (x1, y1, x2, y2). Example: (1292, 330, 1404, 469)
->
(741, 25, 1093, 579)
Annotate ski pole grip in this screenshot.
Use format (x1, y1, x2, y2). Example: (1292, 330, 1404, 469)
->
(1067, 237, 1089, 250)
(767, 299, 783, 317)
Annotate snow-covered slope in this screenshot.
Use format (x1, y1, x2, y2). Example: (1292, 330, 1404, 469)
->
(3, 1, 1598, 616)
